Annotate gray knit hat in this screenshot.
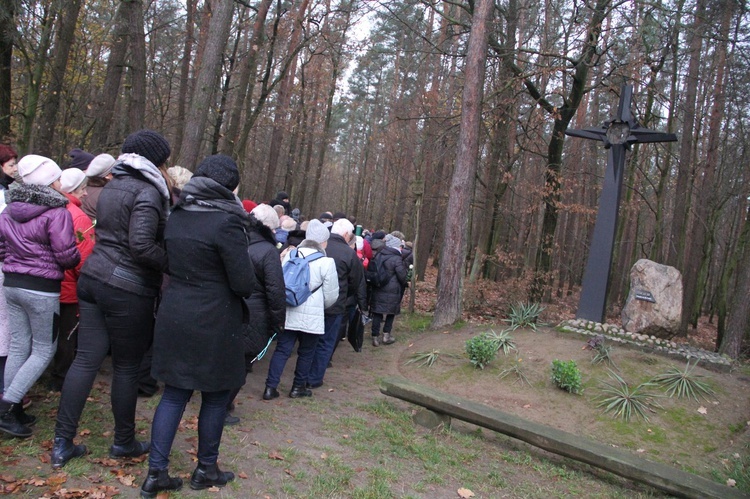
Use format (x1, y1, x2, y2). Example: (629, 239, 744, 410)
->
(305, 219, 330, 244)
(385, 234, 401, 249)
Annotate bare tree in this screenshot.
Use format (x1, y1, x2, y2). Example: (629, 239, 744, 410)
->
(432, 0, 494, 327)
(176, 0, 235, 169)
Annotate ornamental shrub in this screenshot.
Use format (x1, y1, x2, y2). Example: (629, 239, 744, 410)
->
(465, 333, 498, 369)
(551, 359, 583, 394)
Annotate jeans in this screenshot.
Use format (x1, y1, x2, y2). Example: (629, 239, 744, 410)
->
(51, 303, 79, 387)
(371, 313, 395, 337)
(265, 329, 319, 389)
(149, 385, 231, 470)
(3, 286, 59, 403)
(308, 314, 343, 386)
(55, 275, 155, 445)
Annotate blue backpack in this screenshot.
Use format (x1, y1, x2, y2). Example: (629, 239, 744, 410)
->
(283, 248, 325, 306)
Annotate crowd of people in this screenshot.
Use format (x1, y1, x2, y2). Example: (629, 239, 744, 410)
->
(0, 132, 414, 497)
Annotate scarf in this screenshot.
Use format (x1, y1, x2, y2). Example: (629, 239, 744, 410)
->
(112, 153, 171, 213)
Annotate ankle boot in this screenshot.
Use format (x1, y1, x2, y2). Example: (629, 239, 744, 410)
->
(110, 439, 150, 458)
(189, 462, 235, 490)
(372, 335, 380, 347)
(289, 385, 312, 398)
(51, 437, 87, 468)
(141, 468, 183, 498)
(0, 401, 32, 438)
(262, 386, 279, 400)
(11, 403, 36, 426)
(382, 332, 395, 344)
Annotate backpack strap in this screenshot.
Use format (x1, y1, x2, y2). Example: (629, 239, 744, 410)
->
(305, 251, 325, 294)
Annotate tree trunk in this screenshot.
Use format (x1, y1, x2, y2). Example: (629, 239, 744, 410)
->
(262, 0, 311, 201)
(222, 0, 273, 156)
(90, 0, 133, 150)
(667, 0, 705, 269)
(36, 0, 84, 157)
(176, 0, 235, 169)
(432, 0, 493, 328)
(19, 3, 55, 154)
(171, 0, 196, 157)
(127, 0, 146, 131)
(0, 0, 15, 139)
(720, 203, 750, 358)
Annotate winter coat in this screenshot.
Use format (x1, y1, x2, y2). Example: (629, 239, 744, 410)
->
(61, 194, 95, 304)
(324, 233, 368, 316)
(80, 180, 106, 221)
(0, 184, 80, 292)
(283, 239, 338, 334)
(152, 176, 256, 392)
(368, 246, 407, 315)
(243, 217, 286, 360)
(80, 156, 170, 297)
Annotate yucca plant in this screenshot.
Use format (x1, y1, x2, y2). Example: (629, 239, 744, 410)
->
(503, 302, 546, 332)
(586, 335, 617, 369)
(597, 370, 662, 421)
(405, 350, 456, 368)
(499, 357, 531, 386)
(486, 329, 517, 355)
(650, 360, 716, 401)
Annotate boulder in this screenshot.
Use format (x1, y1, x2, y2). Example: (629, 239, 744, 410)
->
(621, 259, 682, 339)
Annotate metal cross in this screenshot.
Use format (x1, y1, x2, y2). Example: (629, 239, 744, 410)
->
(565, 84, 677, 323)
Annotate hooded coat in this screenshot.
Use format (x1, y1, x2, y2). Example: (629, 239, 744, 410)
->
(151, 177, 256, 392)
(0, 184, 80, 290)
(61, 193, 95, 304)
(368, 246, 407, 315)
(243, 216, 286, 362)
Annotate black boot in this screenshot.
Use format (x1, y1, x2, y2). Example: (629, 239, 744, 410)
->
(0, 400, 32, 438)
(289, 385, 312, 398)
(11, 403, 36, 426)
(110, 439, 150, 458)
(189, 462, 235, 490)
(140, 468, 183, 498)
(51, 437, 87, 468)
(262, 386, 279, 400)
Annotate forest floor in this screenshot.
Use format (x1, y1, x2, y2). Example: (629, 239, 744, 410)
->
(1, 269, 748, 498)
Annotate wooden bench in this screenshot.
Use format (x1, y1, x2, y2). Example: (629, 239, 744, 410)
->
(380, 377, 745, 499)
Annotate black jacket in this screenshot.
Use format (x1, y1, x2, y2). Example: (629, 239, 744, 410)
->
(368, 247, 407, 315)
(243, 217, 286, 360)
(324, 233, 368, 316)
(152, 178, 256, 392)
(80, 166, 167, 297)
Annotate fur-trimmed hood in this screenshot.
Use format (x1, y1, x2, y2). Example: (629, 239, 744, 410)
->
(6, 183, 68, 223)
(247, 214, 277, 246)
(298, 238, 327, 256)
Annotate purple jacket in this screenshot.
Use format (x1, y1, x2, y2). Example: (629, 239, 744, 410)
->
(0, 184, 80, 289)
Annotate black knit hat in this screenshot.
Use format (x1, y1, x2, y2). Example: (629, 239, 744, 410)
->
(121, 129, 171, 167)
(194, 154, 240, 191)
(65, 148, 95, 171)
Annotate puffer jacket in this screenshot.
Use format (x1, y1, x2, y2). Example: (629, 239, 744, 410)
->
(369, 246, 407, 315)
(244, 217, 286, 351)
(283, 239, 338, 334)
(0, 184, 80, 292)
(61, 193, 95, 303)
(80, 157, 169, 297)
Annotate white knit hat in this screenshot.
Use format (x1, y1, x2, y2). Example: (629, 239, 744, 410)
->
(305, 219, 330, 244)
(251, 203, 280, 230)
(355, 235, 364, 251)
(86, 153, 116, 178)
(18, 154, 62, 186)
(60, 168, 87, 193)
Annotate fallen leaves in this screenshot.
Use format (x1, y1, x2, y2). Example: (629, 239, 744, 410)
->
(238, 472, 248, 479)
(268, 451, 284, 461)
(697, 406, 708, 415)
(727, 478, 737, 487)
(457, 487, 475, 498)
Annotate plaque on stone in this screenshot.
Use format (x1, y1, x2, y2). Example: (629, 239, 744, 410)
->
(635, 290, 656, 303)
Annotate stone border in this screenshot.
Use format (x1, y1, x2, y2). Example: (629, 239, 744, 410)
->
(557, 319, 733, 372)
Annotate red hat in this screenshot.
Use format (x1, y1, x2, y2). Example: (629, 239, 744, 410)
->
(242, 199, 258, 213)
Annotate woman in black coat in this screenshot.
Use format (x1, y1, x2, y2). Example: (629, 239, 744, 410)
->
(225, 204, 286, 425)
(140, 155, 256, 498)
(369, 234, 407, 346)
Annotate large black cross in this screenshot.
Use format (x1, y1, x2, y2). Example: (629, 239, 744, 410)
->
(565, 84, 677, 323)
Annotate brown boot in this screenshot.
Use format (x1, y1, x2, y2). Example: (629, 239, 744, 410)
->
(382, 333, 395, 345)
